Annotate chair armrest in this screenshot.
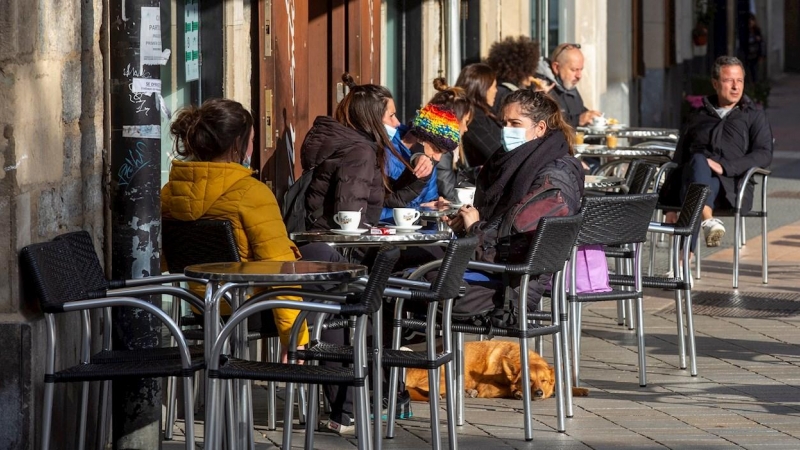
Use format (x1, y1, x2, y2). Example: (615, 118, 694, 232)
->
(61, 296, 194, 367)
(649, 222, 677, 236)
(105, 285, 205, 312)
(735, 167, 771, 211)
(467, 261, 509, 273)
(113, 274, 206, 289)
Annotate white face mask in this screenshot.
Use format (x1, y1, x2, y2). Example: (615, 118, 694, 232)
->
(502, 126, 530, 152)
(384, 124, 398, 141)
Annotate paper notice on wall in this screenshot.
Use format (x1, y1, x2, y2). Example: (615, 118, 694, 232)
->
(131, 77, 162, 96)
(185, 0, 200, 82)
(140, 7, 171, 72)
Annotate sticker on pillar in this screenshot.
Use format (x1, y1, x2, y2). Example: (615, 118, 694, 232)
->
(132, 78, 162, 96)
(123, 125, 161, 139)
(141, 7, 171, 72)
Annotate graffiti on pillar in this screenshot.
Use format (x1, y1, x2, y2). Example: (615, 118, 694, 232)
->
(118, 141, 151, 187)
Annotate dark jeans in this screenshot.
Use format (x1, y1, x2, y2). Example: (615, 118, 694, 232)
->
(680, 153, 730, 251)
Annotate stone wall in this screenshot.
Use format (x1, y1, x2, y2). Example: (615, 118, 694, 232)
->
(0, 0, 105, 448)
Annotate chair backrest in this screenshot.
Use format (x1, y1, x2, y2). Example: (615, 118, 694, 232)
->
(19, 240, 87, 313)
(627, 162, 657, 195)
(430, 236, 479, 300)
(623, 159, 643, 187)
(343, 245, 401, 316)
(675, 183, 712, 232)
(576, 194, 658, 246)
(162, 219, 241, 273)
(53, 231, 109, 292)
(519, 214, 584, 275)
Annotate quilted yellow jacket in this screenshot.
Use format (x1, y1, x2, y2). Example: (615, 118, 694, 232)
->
(161, 161, 308, 345)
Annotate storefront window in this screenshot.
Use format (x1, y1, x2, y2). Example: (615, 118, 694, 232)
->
(159, 0, 223, 187)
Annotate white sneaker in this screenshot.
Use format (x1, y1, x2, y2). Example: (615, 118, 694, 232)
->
(321, 418, 356, 436)
(702, 218, 725, 247)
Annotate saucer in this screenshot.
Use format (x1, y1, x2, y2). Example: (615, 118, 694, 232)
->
(607, 123, 626, 131)
(387, 224, 423, 232)
(589, 125, 607, 133)
(331, 228, 368, 236)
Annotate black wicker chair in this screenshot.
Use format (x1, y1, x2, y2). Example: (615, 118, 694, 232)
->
(20, 239, 204, 450)
(564, 194, 658, 401)
(294, 236, 478, 450)
(52, 230, 205, 445)
(402, 215, 583, 440)
(204, 245, 400, 450)
(161, 218, 289, 433)
(611, 183, 711, 379)
(380, 236, 478, 450)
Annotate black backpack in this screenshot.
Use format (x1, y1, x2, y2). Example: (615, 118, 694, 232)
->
(282, 168, 316, 234)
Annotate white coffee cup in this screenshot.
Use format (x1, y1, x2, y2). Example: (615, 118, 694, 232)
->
(333, 211, 361, 230)
(393, 208, 421, 227)
(455, 187, 476, 205)
(591, 116, 607, 128)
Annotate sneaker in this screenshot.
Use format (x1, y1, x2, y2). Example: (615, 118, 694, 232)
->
(383, 390, 413, 420)
(372, 389, 414, 420)
(321, 413, 355, 436)
(702, 218, 725, 247)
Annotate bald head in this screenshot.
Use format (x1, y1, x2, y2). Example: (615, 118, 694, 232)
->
(551, 46, 584, 90)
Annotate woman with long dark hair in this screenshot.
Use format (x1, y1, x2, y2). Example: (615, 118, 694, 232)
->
(456, 63, 502, 168)
(301, 73, 396, 230)
(445, 89, 584, 324)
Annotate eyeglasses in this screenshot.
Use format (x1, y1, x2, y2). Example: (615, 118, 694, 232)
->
(551, 43, 581, 62)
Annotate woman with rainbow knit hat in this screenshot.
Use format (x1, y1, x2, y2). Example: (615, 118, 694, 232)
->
(380, 95, 464, 222)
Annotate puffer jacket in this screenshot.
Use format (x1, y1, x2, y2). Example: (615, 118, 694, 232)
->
(468, 156, 584, 263)
(301, 116, 384, 229)
(161, 161, 307, 345)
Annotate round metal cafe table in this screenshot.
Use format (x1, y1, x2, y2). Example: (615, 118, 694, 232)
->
(185, 260, 367, 449)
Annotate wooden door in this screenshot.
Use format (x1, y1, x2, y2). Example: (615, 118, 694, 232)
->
(255, 0, 381, 201)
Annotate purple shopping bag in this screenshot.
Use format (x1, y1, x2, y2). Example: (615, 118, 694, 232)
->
(566, 244, 611, 293)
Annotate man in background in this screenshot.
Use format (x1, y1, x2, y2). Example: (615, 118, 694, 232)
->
(536, 43, 602, 128)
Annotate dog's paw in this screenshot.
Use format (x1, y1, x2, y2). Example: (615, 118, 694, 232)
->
(572, 387, 589, 397)
(513, 390, 523, 400)
(465, 389, 478, 398)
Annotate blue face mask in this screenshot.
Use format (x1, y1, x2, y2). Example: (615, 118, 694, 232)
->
(502, 127, 529, 152)
(384, 124, 398, 141)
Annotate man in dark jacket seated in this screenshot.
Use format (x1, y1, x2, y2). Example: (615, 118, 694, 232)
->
(662, 56, 773, 248)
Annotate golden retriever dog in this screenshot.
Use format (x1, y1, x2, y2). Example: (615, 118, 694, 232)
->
(405, 340, 589, 401)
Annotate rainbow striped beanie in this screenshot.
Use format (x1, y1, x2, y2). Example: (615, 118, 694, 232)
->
(411, 103, 460, 152)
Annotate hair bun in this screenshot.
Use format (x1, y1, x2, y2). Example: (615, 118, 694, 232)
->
(432, 77, 449, 92)
(341, 72, 358, 90)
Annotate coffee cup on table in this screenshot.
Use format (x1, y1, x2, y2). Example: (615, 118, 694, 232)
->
(333, 211, 361, 230)
(393, 208, 420, 227)
(591, 116, 607, 128)
(455, 187, 476, 205)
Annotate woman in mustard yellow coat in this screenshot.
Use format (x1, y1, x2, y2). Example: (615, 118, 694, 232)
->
(161, 98, 309, 348)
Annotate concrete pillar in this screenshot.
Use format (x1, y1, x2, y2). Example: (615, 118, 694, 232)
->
(479, 0, 531, 59)
(563, 0, 608, 114)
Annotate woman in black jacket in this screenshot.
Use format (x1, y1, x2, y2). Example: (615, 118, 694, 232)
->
(456, 63, 502, 168)
(301, 74, 396, 230)
(445, 89, 584, 324)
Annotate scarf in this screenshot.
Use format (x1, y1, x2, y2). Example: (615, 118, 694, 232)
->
(474, 130, 570, 221)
